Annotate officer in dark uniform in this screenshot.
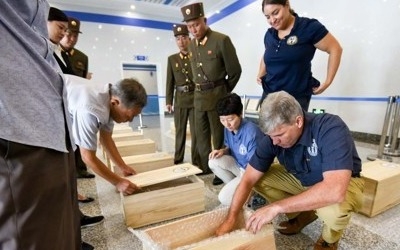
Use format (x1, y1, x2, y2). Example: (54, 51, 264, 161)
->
(60, 17, 90, 79)
(180, 2, 242, 184)
(165, 24, 200, 166)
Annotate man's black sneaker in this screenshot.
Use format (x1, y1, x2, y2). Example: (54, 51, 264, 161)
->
(77, 170, 95, 179)
(81, 241, 94, 250)
(81, 215, 104, 228)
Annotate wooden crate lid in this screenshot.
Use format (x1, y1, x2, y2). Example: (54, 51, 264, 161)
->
(125, 163, 202, 187)
(122, 152, 172, 162)
(115, 138, 154, 146)
(362, 160, 400, 181)
(112, 131, 143, 138)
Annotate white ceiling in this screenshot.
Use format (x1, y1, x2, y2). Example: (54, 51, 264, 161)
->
(48, 0, 239, 23)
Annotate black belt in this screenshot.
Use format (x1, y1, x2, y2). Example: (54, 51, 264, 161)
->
(351, 173, 361, 178)
(195, 79, 226, 91)
(176, 84, 194, 93)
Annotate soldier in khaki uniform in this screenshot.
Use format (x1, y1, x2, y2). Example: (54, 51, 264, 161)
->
(166, 24, 200, 166)
(180, 2, 242, 184)
(60, 17, 90, 79)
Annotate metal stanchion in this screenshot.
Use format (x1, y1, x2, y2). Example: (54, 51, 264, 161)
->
(368, 96, 400, 162)
(384, 95, 400, 157)
(137, 114, 147, 129)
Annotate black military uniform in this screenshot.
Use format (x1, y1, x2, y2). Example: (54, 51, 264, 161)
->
(166, 24, 200, 165)
(181, 2, 242, 174)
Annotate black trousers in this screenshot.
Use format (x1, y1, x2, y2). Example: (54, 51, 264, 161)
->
(0, 138, 80, 250)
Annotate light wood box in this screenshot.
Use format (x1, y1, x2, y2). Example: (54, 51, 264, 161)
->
(112, 131, 144, 142)
(112, 127, 134, 135)
(122, 152, 174, 173)
(105, 139, 156, 168)
(359, 160, 400, 217)
(115, 139, 156, 157)
(122, 163, 205, 228)
(131, 207, 276, 250)
(101, 132, 144, 159)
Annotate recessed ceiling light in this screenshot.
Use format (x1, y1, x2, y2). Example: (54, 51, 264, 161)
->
(130, 5, 136, 10)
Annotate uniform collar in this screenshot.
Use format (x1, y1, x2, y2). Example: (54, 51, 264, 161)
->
(60, 46, 75, 56)
(196, 28, 211, 46)
(179, 51, 189, 59)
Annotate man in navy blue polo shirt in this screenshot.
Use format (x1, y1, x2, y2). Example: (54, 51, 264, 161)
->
(216, 91, 364, 250)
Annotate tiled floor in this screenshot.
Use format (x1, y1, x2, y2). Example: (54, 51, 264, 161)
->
(79, 115, 400, 250)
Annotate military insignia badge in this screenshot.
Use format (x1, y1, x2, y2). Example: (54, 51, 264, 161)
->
(185, 9, 191, 16)
(71, 20, 77, 27)
(287, 35, 298, 45)
(207, 50, 212, 55)
(175, 63, 179, 68)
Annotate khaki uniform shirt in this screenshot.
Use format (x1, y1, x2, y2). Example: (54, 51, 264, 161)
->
(69, 48, 89, 78)
(189, 28, 241, 111)
(166, 52, 194, 108)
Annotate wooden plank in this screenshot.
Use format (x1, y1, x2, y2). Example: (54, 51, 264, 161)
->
(361, 160, 400, 181)
(122, 152, 174, 173)
(187, 227, 275, 250)
(125, 163, 201, 187)
(136, 207, 275, 250)
(112, 132, 144, 142)
(123, 175, 204, 228)
(112, 128, 135, 134)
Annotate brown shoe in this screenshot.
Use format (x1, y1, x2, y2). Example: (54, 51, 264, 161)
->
(314, 236, 339, 250)
(278, 210, 318, 235)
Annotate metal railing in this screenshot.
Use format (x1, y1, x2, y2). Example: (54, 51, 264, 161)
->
(368, 95, 400, 162)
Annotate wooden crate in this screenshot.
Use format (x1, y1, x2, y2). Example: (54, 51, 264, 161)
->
(112, 127, 134, 134)
(115, 139, 156, 157)
(131, 207, 276, 250)
(105, 139, 156, 168)
(359, 160, 400, 217)
(101, 132, 144, 159)
(112, 131, 144, 142)
(122, 163, 204, 228)
(122, 152, 174, 173)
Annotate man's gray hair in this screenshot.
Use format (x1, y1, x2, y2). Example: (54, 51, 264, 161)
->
(109, 78, 147, 108)
(259, 91, 303, 134)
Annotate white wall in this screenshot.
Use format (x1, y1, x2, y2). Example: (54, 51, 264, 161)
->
(64, 0, 400, 135)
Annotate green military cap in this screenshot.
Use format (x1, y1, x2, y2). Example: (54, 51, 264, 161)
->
(173, 24, 189, 36)
(180, 2, 204, 22)
(68, 17, 82, 34)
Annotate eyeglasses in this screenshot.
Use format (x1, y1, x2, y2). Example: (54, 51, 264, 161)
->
(282, 147, 310, 175)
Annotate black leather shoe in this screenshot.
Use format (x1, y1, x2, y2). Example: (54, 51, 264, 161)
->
(81, 215, 104, 228)
(78, 197, 95, 203)
(212, 176, 223, 185)
(77, 170, 95, 179)
(81, 241, 94, 250)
